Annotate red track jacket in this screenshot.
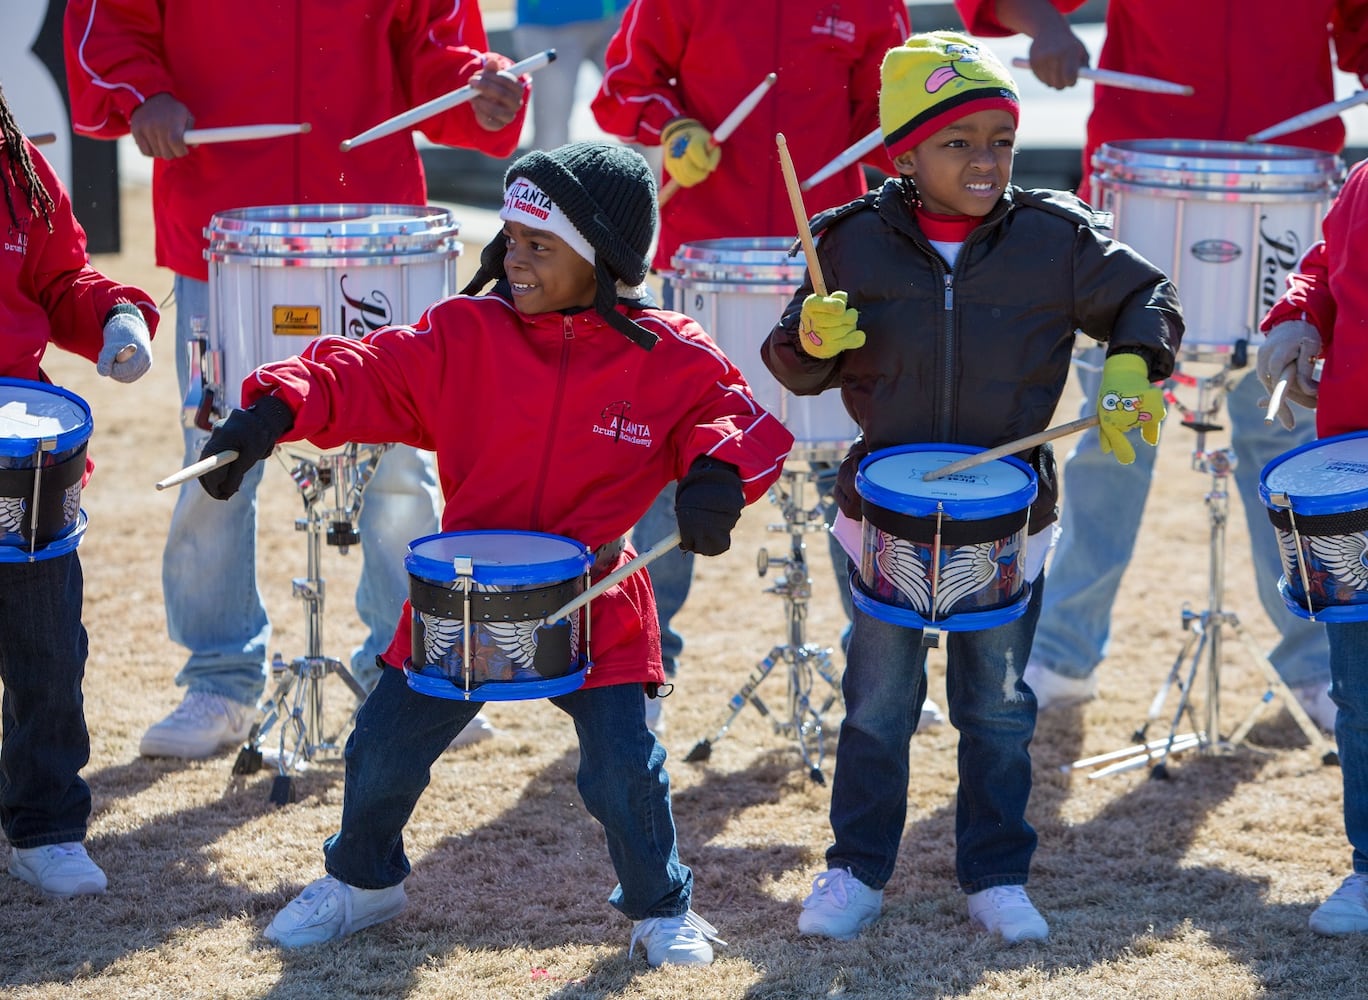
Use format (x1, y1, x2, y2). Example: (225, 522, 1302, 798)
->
(956, 0, 1368, 201)
(64, 0, 527, 281)
(243, 291, 795, 689)
(590, 0, 910, 269)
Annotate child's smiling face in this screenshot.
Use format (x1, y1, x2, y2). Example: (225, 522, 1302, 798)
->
(893, 108, 1017, 216)
(500, 221, 598, 314)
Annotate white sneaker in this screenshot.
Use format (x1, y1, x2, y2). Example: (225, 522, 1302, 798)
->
(629, 908, 724, 966)
(1023, 662, 1098, 710)
(644, 693, 666, 733)
(1309, 873, 1368, 936)
(8, 842, 107, 897)
(447, 713, 501, 750)
(967, 885, 1049, 942)
(920, 697, 946, 728)
(140, 691, 255, 758)
(797, 867, 883, 939)
(264, 875, 408, 948)
(1294, 683, 1337, 733)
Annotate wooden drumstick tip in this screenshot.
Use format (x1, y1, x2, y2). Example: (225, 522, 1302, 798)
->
(114, 344, 137, 363)
(299, 122, 312, 134)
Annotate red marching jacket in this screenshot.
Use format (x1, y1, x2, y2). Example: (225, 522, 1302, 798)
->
(956, 0, 1368, 202)
(590, 0, 910, 270)
(243, 292, 795, 690)
(64, 0, 527, 282)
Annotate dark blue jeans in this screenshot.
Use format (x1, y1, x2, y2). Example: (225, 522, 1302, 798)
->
(1326, 621, 1368, 874)
(323, 668, 694, 920)
(0, 552, 92, 848)
(826, 577, 1044, 893)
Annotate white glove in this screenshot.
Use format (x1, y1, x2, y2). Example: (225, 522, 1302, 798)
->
(97, 307, 153, 383)
(1257, 319, 1320, 429)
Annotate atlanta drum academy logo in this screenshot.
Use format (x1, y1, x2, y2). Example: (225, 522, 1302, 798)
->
(4, 217, 29, 255)
(594, 400, 652, 448)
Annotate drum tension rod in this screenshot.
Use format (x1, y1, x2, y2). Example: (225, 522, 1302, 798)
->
(27, 436, 58, 558)
(923, 505, 946, 649)
(1272, 494, 1317, 621)
(452, 556, 474, 696)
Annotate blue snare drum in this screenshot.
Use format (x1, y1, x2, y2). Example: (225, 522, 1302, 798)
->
(1259, 430, 1368, 622)
(0, 378, 92, 562)
(853, 444, 1038, 632)
(404, 530, 593, 701)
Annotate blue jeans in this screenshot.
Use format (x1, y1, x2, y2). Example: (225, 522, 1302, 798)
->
(1327, 621, 1368, 874)
(1031, 346, 1328, 689)
(0, 553, 92, 848)
(827, 577, 1044, 893)
(164, 276, 441, 706)
(322, 668, 694, 919)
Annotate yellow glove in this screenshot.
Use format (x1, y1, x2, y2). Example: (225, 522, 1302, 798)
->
(1096, 352, 1165, 465)
(661, 117, 720, 188)
(799, 291, 865, 359)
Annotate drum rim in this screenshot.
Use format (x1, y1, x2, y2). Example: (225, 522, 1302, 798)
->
(856, 443, 1038, 520)
(1259, 430, 1368, 516)
(0, 509, 87, 562)
(850, 578, 1033, 632)
(0, 377, 94, 458)
(405, 529, 593, 586)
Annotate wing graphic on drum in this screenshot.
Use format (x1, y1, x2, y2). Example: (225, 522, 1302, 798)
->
(483, 619, 542, 670)
(420, 610, 463, 664)
(0, 496, 24, 536)
(933, 542, 1003, 616)
(876, 535, 933, 613)
(1276, 528, 1301, 578)
(1309, 533, 1368, 597)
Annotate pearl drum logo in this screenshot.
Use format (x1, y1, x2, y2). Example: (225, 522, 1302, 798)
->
(339, 274, 395, 338)
(1258, 215, 1305, 318)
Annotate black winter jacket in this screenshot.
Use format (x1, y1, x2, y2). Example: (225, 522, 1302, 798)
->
(761, 177, 1184, 533)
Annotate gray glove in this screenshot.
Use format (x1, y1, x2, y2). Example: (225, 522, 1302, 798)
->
(97, 305, 153, 383)
(1257, 319, 1321, 430)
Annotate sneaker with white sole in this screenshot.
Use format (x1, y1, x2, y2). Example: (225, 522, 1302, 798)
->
(797, 867, 883, 939)
(1293, 683, 1337, 733)
(1023, 662, 1098, 710)
(447, 712, 501, 750)
(967, 885, 1049, 942)
(264, 875, 408, 948)
(629, 908, 725, 966)
(920, 697, 946, 728)
(140, 691, 255, 758)
(9, 842, 107, 897)
(1309, 873, 1368, 936)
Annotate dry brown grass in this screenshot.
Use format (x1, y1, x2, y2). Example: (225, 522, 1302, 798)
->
(1, 182, 1359, 1000)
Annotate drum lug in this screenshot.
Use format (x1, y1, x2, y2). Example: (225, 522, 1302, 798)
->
(921, 625, 942, 649)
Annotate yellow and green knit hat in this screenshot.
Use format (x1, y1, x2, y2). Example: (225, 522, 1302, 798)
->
(880, 31, 1020, 159)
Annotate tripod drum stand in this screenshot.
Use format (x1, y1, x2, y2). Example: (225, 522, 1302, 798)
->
(686, 457, 845, 783)
(232, 441, 388, 803)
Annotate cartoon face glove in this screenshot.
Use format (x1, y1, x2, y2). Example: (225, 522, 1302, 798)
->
(661, 117, 720, 188)
(798, 291, 865, 359)
(1096, 352, 1165, 465)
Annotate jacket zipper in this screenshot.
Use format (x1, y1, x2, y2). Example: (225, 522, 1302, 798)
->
(528, 315, 576, 528)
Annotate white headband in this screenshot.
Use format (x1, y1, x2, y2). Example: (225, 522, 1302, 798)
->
(500, 177, 596, 267)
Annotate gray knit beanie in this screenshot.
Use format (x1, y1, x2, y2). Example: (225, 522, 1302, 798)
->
(462, 142, 660, 349)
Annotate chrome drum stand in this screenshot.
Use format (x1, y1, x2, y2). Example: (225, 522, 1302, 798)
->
(232, 442, 388, 803)
(686, 457, 845, 783)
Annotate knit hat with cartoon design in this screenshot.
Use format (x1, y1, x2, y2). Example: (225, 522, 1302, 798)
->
(462, 141, 660, 350)
(880, 31, 1020, 159)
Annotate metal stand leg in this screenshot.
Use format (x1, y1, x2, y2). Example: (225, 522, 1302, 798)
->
(686, 461, 844, 783)
(1069, 367, 1336, 779)
(232, 443, 388, 803)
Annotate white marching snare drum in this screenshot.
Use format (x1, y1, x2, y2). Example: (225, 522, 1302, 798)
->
(195, 203, 461, 419)
(1092, 140, 1342, 363)
(667, 238, 858, 460)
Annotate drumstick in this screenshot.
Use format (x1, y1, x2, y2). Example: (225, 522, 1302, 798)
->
(658, 71, 777, 206)
(921, 415, 1101, 482)
(340, 49, 556, 152)
(1009, 58, 1194, 96)
(776, 132, 828, 297)
(1264, 362, 1297, 424)
(1247, 90, 1368, 143)
(155, 450, 239, 491)
(184, 123, 312, 145)
(29, 132, 57, 146)
(801, 127, 880, 191)
(541, 530, 682, 624)
(114, 345, 137, 363)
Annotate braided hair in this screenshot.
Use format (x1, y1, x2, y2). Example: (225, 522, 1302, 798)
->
(1, 86, 55, 233)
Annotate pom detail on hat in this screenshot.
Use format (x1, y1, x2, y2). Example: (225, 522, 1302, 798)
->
(880, 31, 1020, 160)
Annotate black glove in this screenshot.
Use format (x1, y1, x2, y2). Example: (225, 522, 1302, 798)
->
(198, 395, 295, 500)
(674, 455, 744, 556)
